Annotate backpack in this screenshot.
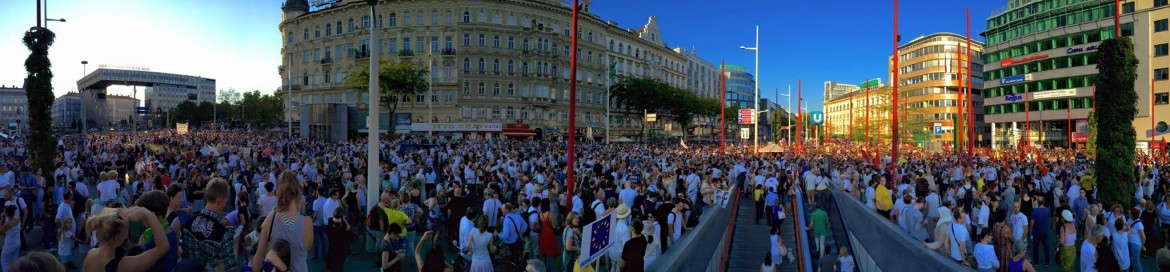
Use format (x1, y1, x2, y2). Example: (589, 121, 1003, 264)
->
(521, 209, 537, 235)
(366, 206, 388, 232)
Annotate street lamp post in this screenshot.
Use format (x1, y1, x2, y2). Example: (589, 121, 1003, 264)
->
(739, 25, 759, 153)
(779, 87, 791, 144)
(81, 61, 88, 135)
(365, 0, 381, 214)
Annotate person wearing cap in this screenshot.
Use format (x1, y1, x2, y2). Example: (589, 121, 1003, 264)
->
(602, 203, 632, 272)
(1058, 210, 1078, 271)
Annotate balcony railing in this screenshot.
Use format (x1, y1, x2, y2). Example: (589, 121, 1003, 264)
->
(353, 49, 370, 59)
(441, 48, 456, 55)
(398, 49, 414, 57)
(320, 57, 332, 64)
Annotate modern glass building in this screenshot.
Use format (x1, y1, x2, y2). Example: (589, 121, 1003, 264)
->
(722, 64, 755, 109)
(981, 0, 1170, 149)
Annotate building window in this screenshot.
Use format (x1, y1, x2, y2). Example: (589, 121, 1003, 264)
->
(493, 35, 500, 48)
(314, 26, 320, 38)
(507, 60, 514, 74)
(376, 15, 382, 28)
(1122, 2, 1135, 13)
(403, 12, 411, 26)
(431, 37, 439, 52)
(445, 11, 453, 25)
(325, 24, 332, 36)
(1158, 19, 1169, 33)
(463, 34, 470, 46)
(286, 31, 292, 43)
(1158, 93, 1170, 105)
(463, 11, 470, 23)
(478, 58, 485, 71)
(588, 32, 593, 42)
(348, 19, 354, 32)
(389, 13, 397, 27)
(507, 36, 514, 49)
(493, 59, 500, 73)
(522, 38, 529, 51)
(463, 58, 470, 71)
(416, 11, 424, 25)
(416, 36, 424, 52)
(493, 82, 500, 96)
(386, 38, 397, 53)
(478, 82, 485, 95)
(507, 83, 514, 96)
(521, 61, 529, 74)
(431, 11, 439, 25)
(1157, 44, 1169, 57)
(1157, 68, 1169, 80)
(463, 81, 471, 95)
(362, 16, 370, 28)
(1158, 0, 1169, 7)
(303, 28, 308, 40)
(444, 36, 452, 49)
(478, 34, 486, 47)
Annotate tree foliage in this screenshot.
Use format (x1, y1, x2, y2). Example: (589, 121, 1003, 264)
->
(346, 60, 429, 138)
(610, 76, 718, 140)
(165, 90, 283, 129)
(1094, 37, 1139, 208)
(1086, 110, 1097, 156)
(23, 27, 57, 181)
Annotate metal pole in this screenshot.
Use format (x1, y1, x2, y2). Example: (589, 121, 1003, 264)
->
(719, 60, 725, 153)
(1068, 97, 1072, 149)
(787, 85, 792, 144)
(957, 42, 964, 153)
(365, 0, 381, 214)
(428, 53, 433, 140)
(1115, 0, 1121, 37)
(892, 0, 901, 168)
(1025, 85, 1030, 148)
(566, 0, 580, 214)
(213, 89, 217, 130)
(797, 80, 802, 152)
(753, 25, 760, 154)
(81, 61, 87, 135)
(37, 0, 41, 28)
(133, 86, 137, 133)
(287, 54, 293, 138)
(966, 8, 975, 153)
(606, 62, 612, 145)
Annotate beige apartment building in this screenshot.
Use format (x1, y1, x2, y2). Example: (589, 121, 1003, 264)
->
(278, 0, 719, 140)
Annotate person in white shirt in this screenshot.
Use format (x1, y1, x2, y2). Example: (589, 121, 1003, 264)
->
(258, 182, 278, 216)
(96, 172, 121, 202)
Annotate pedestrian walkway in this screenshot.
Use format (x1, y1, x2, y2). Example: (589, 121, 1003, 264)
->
(726, 195, 799, 271)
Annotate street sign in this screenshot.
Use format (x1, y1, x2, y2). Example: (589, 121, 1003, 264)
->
(740, 128, 750, 139)
(809, 111, 824, 125)
(738, 109, 755, 124)
(934, 123, 943, 136)
(134, 107, 149, 114)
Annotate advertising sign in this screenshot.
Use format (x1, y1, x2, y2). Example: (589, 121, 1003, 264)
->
(410, 123, 503, 132)
(859, 78, 882, 89)
(739, 109, 755, 124)
(1000, 53, 1049, 67)
(1000, 74, 1033, 85)
(393, 113, 412, 126)
(1031, 88, 1077, 99)
(1005, 94, 1024, 102)
(740, 128, 750, 139)
(176, 123, 188, 134)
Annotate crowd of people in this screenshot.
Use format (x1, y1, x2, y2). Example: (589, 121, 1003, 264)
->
(0, 129, 800, 272)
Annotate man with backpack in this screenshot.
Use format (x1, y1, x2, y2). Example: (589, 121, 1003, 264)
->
(499, 203, 527, 268)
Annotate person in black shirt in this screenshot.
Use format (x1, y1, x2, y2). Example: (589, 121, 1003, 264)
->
(620, 219, 647, 272)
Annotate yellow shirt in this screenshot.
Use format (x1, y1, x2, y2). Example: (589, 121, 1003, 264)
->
(383, 207, 409, 236)
(754, 188, 764, 201)
(1080, 175, 1095, 191)
(875, 185, 892, 211)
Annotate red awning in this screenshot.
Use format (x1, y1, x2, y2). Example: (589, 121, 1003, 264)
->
(503, 131, 536, 137)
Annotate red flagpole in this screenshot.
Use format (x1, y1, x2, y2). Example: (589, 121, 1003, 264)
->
(1115, 0, 1121, 36)
(866, 83, 870, 147)
(565, 0, 579, 213)
(720, 60, 726, 154)
(958, 40, 965, 153)
(798, 79, 803, 152)
(892, 0, 901, 168)
(1067, 96, 1072, 149)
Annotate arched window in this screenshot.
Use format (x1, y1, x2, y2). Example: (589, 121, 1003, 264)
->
(403, 12, 410, 26)
(478, 58, 485, 71)
(588, 32, 593, 42)
(303, 28, 309, 40)
(507, 60, 514, 74)
(336, 21, 342, 34)
(445, 11, 453, 25)
(361, 16, 370, 28)
(609, 40, 614, 51)
(325, 24, 332, 36)
(478, 10, 486, 22)
(521, 61, 529, 74)
(463, 58, 470, 71)
(314, 25, 320, 38)
(389, 13, 397, 27)
(492, 59, 500, 73)
(347, 18, 354, 32)
(286, 31, 292, 43)
(463, 11, 470, 23)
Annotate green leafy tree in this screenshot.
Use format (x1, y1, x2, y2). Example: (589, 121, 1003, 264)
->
(346, 60, 429, 138)
(1094, 37, 1139, 208)
(23, 27, 57, 181)
(610, 77, 672, 141)
(239, 90, 284, 128)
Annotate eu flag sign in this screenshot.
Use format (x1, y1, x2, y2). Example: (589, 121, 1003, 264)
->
(578, 210, 616, 269)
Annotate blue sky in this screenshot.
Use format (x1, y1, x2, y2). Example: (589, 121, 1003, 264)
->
(1, 0, 1002, 111)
